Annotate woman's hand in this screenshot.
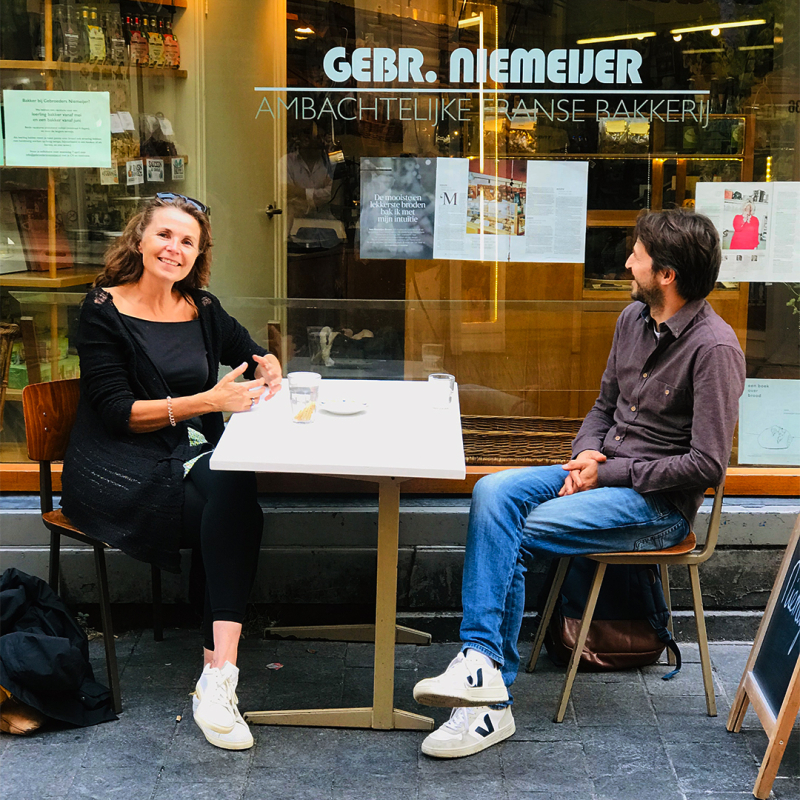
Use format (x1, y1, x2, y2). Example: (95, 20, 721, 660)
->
(204, 362, 267, 413)
(253, 353, 282, 400)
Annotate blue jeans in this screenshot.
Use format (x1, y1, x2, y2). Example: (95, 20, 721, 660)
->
(459, 465, 689, 704)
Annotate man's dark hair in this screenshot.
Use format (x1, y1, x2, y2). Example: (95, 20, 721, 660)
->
(633, 208, 721, 301)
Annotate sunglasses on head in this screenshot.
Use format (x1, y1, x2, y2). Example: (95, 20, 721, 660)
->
(155, 192, 210, 217)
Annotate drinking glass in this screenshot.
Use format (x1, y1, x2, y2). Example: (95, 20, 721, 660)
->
(428, 373, 455, 409)
(288, 372, 321, 423)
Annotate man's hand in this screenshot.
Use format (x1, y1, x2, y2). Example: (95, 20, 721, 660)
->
(559, 450, 606, 496)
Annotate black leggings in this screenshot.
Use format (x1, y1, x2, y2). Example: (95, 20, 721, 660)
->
(180, 453, 263, 651)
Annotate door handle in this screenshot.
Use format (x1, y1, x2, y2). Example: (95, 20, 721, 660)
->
(266, 205, 283, 219)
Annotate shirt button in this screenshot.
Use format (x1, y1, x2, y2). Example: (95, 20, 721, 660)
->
(631, 405, 636, 411)
(642, 373, 647, 378)
(615, 435, 621, 441)
(665, 390, 670, 395)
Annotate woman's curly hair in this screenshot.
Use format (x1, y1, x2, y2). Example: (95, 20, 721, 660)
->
(94, 196, 212, 291)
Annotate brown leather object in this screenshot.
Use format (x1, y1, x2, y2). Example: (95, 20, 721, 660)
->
(0, 696, 46, 735)
(556, 617, 665, 670)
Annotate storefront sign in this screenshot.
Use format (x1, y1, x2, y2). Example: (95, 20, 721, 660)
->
(171, 157, 185, 181)
(126, 159, 144, 186)
(99, 166, 119, 185)
(146, 158, 165, 183)
(4, 90, 111, 168)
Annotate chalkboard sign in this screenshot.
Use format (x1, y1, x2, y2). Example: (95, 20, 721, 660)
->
(752, 530, 800, 718)
(727, 516, 800, 800)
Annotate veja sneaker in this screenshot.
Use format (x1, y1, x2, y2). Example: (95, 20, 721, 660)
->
(421, 706, 515, 758)
(192, 661, 240, 734)
(413, 651, 509, 707)
(191, 692, 254, 751)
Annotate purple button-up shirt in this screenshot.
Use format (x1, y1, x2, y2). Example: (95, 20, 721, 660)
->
(572, 299, 746, 527)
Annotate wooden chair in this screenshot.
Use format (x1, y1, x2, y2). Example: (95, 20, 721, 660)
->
(0, 323, 20, 433)
(527, 480, 726, 722)
(22, 379, 165, 714)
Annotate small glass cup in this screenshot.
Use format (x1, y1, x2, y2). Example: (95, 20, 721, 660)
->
(428, 373, 455, 409)
(288, 372, 321, 423)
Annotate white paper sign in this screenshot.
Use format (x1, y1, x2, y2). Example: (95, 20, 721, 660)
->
(4, 90, 111, 167)
(99, 166, 119, 185)
(739, 379, 800, 466)
(117, 111, 135, 131)
(696, 182, 800, 281)
(109, 113, 123, 134)
(146, 158, 164, 183)
(171, 156, 185, 181)
(126, 159, 144, 185)
(158, 116, 174, 136)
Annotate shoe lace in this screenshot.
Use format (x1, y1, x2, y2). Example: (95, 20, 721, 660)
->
(206, 672, 237, 708)
(442, 707, 473, 732)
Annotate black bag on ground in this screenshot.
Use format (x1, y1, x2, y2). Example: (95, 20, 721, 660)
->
(541, 557, 681, 677)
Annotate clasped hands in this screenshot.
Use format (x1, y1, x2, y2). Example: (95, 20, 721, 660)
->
(206, 354, 282, 413)
(559, 449, 606, 496)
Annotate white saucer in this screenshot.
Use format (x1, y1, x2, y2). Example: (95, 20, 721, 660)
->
(320, 399, 368, 415)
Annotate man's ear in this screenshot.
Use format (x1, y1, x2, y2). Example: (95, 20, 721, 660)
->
(659, 267, 678, 287)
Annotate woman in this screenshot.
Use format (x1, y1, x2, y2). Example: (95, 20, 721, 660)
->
(61, 194, 282, 751)
(729, 201, 760, 249)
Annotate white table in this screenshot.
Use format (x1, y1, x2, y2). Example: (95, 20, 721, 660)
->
(210, 379, 466, 731)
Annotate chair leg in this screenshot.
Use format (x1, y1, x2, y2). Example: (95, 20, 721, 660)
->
(48, 530, 61, 592)
(554, 561, 607, 723)
(662, 565, 676, 666)
(151, 564, 163, 642)
(93, 544, 122, 714)
(527, 557, 571, 673)
(688, 564, 716, 717)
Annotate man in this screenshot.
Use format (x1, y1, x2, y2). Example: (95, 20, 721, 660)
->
(413, 208, 746, 758)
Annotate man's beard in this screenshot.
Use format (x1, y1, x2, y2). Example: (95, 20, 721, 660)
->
(631, 279, 664, 313)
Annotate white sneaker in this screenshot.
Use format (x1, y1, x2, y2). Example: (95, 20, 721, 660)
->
(421, 706, 515, 758)
(413, 651, 509, 707)
(192, 661, 240, 734)
(191, 693, 254, 751)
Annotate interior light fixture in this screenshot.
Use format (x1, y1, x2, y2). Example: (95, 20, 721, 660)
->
(673, 34, 682, 42)
(739, 44, 774, 51)
(711, 27, 721, 37)
(295, 26, 315, 34)
(681, 48, 724, 54)
(670, 19, 765, 35)
(576, 31, 656, 45)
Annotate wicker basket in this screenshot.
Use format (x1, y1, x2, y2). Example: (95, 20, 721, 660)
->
(461, 414, 584, 466)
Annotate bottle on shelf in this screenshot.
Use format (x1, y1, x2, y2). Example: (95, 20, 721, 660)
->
(163, 15, 180, 70)
(129, 15, 149, 67)
(77, 5, 92, 63)
(35, 1, 46, 60)
(146, 15, 165, 68)
(62, 3, 81, 62)
(86, 6, 106, 64)
(104, 8, 128, 66)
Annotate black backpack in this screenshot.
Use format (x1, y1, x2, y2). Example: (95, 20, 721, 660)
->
(540, 557, 682, 678)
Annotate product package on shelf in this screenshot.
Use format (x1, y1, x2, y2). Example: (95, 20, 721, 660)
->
(9, 191, 73, 272)
(140, 113, 178, 158)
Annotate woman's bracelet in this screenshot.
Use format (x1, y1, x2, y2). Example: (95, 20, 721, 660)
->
(166, 396, 176, 427)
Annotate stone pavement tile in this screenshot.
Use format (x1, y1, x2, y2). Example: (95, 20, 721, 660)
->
(501, 741, 592, 795)
(418, 777, 506, 798)
(340, 665, 418, 710)
(571, 682, 658, 727)
(345, 642, 418, 669)
(743, 729, 800, 777)
(666, 740, 760, 793)
(508, 695, 582, 743)
(772, 777, 800, 798)
(274, 640, 348, 661)
(152, 776, 248, 800)
(116, 687, 191, 725)
(333, 788, 414, 800)
(120, 656, 199, 690)
(641, 661, 725, 697)
(129, 627, 200, 655)
(162, 709, 255, 767)
(82, 718, 174, 770)
(684, 795, 755, 800)
(581, 725, 673, 780)
(243, 771, 333, 800)
(66, 767, 158, 799)
(413, 642, 463, 671)
(0, 740, 89, 799)
(707, 644, 751, 696)
(593, 774, 683, 800)
(652, 695, 735, 743)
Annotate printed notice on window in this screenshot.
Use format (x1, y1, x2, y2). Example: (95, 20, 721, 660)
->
(695, 182, 800, 282)
(3, 90, 111, 168)
(739, 379, 800, 466)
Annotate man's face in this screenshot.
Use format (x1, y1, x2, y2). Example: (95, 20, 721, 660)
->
(626, 238, 664, 310)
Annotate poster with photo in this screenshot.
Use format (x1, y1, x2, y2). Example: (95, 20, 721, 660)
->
(696, 182, 800, 281)
(359, 156, 436, 259)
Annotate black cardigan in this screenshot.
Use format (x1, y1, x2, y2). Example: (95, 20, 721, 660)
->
(60, 287, 268, 572)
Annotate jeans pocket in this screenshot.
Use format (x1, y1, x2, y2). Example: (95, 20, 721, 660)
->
(633, 530, 669, 552)
(633, 519, 687, 552)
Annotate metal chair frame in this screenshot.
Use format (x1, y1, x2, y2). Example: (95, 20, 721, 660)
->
(22, 378, 164, 714)
(527, 481, 726, 722)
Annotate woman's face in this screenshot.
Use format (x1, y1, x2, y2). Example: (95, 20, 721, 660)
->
(138, 206, 201, 285)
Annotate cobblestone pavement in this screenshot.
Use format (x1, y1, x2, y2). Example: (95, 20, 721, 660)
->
(1, 632, 798, 800)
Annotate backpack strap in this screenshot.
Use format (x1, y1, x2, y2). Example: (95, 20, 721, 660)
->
(632, 564, 682, 681)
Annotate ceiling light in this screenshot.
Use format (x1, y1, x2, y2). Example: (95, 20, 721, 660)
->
(711, 27, 721, 37)
(295, 26, 315, 34)
(681, 48, 724, 54)
(673, 34, 682, 42)
(577, 31, 656, 45)
(738, 45, 774, 51)
(670, 19, 765, 35)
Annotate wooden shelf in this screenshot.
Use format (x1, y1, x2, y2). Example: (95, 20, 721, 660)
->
(0, 269, 99, 288)
(0, 60, 187, 79)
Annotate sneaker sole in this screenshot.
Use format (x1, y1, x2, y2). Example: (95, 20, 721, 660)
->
(421, 718, 516, 758)
(413, 684, 509, 708)
(198, 726, 254, 751)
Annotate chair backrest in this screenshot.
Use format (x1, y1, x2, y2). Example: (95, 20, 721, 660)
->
(0, 323, 20, 433)
(694, 478, 726, 564)
(22, 379, 81, 463)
